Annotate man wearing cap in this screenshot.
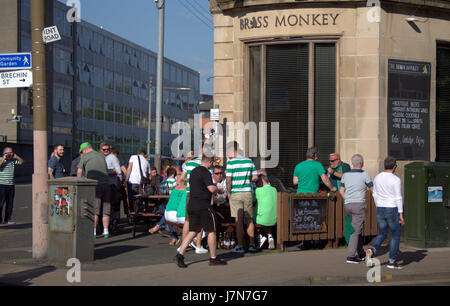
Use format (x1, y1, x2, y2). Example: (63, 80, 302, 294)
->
(77, 142, 112, 238)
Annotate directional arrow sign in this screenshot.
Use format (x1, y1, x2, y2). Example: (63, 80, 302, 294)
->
(0, 53, 32, 71)
(0, 70, 33, 88)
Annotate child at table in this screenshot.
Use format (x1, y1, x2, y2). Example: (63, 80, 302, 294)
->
(166, 167, 177, 195)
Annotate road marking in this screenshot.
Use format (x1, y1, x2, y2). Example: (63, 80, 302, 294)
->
(346, 278, 450, 286)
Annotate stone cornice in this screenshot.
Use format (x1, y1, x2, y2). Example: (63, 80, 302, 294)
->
(210, 0, 450, 13)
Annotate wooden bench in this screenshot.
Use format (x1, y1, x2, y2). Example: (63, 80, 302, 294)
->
(220, 222, 266, 232)
(127, 194, 169, 238)
(164, 220, 184, 234)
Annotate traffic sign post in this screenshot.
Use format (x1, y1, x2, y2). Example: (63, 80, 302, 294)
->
(0, 53, 32, 71)
(210, 108, 220, 121)
(0, 70, 33, 88)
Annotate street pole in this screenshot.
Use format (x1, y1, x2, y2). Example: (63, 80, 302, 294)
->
(155, 0, 165, 173)
(147, 76, 153, 157)
(31, 0, 48, 259)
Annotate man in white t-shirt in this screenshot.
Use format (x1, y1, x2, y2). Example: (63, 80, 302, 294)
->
(366, 156, 405, 270)
(212, 165, 227, 206)
(125, 150, 150, 199)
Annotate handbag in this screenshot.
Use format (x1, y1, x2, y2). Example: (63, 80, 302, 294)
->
(137, 155, 150, 185)
(137, 156, 153, 196)
(113, 176, 123, 191)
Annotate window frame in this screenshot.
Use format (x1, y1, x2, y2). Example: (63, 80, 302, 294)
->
(245, 37, 340, 157)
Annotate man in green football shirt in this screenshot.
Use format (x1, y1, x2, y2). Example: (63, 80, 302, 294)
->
(293, 147, 336, 194)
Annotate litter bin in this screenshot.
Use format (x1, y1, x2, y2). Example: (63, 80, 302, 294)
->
(404, 162, 450, 248)
(48, 177, 97, 263)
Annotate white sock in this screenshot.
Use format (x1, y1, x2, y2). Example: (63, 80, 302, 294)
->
(103, 229, 109, 235)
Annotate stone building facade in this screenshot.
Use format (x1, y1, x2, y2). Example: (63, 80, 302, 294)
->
(210, 0, 450, 186)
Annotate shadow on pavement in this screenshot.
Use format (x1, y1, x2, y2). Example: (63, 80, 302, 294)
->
(0, 223, 32, 230)
(94, 245, 147, 260)
(218, 252, 246, 261)
(182, 251, 245, 267)
(0, 265, 56, 286)
(399, 249, 428, 266)
(373, 246, 428, 267)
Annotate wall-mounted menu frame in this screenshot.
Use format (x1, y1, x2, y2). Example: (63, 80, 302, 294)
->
(388, 59, 431, 160)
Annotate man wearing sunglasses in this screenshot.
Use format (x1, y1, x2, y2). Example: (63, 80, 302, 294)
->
(101, 142, 122, 234)
(327, 153, 353, 245)
(327, 153, 351, 189)
(212, 165, 227, 206)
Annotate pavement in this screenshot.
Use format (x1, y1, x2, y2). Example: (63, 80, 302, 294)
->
(0, 184, 450, 287)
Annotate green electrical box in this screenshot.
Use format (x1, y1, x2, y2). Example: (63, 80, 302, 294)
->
(404, 162, 450, 248)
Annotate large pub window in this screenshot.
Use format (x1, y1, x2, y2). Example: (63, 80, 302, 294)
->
(436, 42, 450, 161)
(248, 41, 336, 188)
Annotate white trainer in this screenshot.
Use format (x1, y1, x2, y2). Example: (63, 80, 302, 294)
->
(195, 246, 208, 254)
(258, 234, 267, 249)
(268, 236, 275, 249)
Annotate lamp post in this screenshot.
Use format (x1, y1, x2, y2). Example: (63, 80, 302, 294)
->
(147, 81, 190, 162)
(147, 76, 153, 156)
(31, 0, 48, 259)
(155, 0, 165, 173)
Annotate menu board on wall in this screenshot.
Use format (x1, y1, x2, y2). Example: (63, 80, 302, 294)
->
(388, 59, 431, 160)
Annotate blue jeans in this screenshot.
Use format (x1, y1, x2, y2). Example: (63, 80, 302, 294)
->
(371, 207, 401, 262)
(157, 213, 178, 240)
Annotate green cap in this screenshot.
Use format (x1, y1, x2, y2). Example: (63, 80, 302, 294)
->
(79, 142, 91, 153)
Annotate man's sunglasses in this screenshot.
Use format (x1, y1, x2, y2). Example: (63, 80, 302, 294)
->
(101, 148, 110, 152)
(213, 172, 223, 175)
(329, 159, 337, 162)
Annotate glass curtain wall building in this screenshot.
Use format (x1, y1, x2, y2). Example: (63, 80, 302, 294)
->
(18, 0, 200, 158)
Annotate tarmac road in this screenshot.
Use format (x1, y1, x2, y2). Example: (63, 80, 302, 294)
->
(0, 184, 450, 287)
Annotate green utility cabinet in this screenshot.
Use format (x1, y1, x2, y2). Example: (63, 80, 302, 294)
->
(404, 162, 450, 248)
(48, 177, 97, 263)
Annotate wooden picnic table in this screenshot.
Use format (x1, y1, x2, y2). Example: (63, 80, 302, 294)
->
(127, 194, 170, 238)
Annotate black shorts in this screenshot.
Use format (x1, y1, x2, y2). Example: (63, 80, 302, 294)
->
(188, 209, 216, 233)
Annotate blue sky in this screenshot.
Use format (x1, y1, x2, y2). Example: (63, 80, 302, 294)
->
(63, 0, 214, 95)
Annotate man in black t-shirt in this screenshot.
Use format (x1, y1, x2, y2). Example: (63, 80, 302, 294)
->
(175, 155, 227, 268)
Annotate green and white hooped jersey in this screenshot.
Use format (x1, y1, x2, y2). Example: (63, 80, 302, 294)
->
(182, 158, 202, 193)
(226, 156, 257, 194)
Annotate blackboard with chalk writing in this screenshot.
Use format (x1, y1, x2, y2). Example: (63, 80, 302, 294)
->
(387, 59, 431, 160)
(291, 197, 327, 234)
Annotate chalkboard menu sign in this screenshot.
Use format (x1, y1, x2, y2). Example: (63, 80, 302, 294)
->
(291, 197, 327, 233)
(388, 59, 431, 160)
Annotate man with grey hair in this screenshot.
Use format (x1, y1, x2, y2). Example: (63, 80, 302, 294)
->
(339, 154, 373, 264)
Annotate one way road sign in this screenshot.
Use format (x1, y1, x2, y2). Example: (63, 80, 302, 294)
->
(0, 70, 33, 88)
(0, 53, 32, 71)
